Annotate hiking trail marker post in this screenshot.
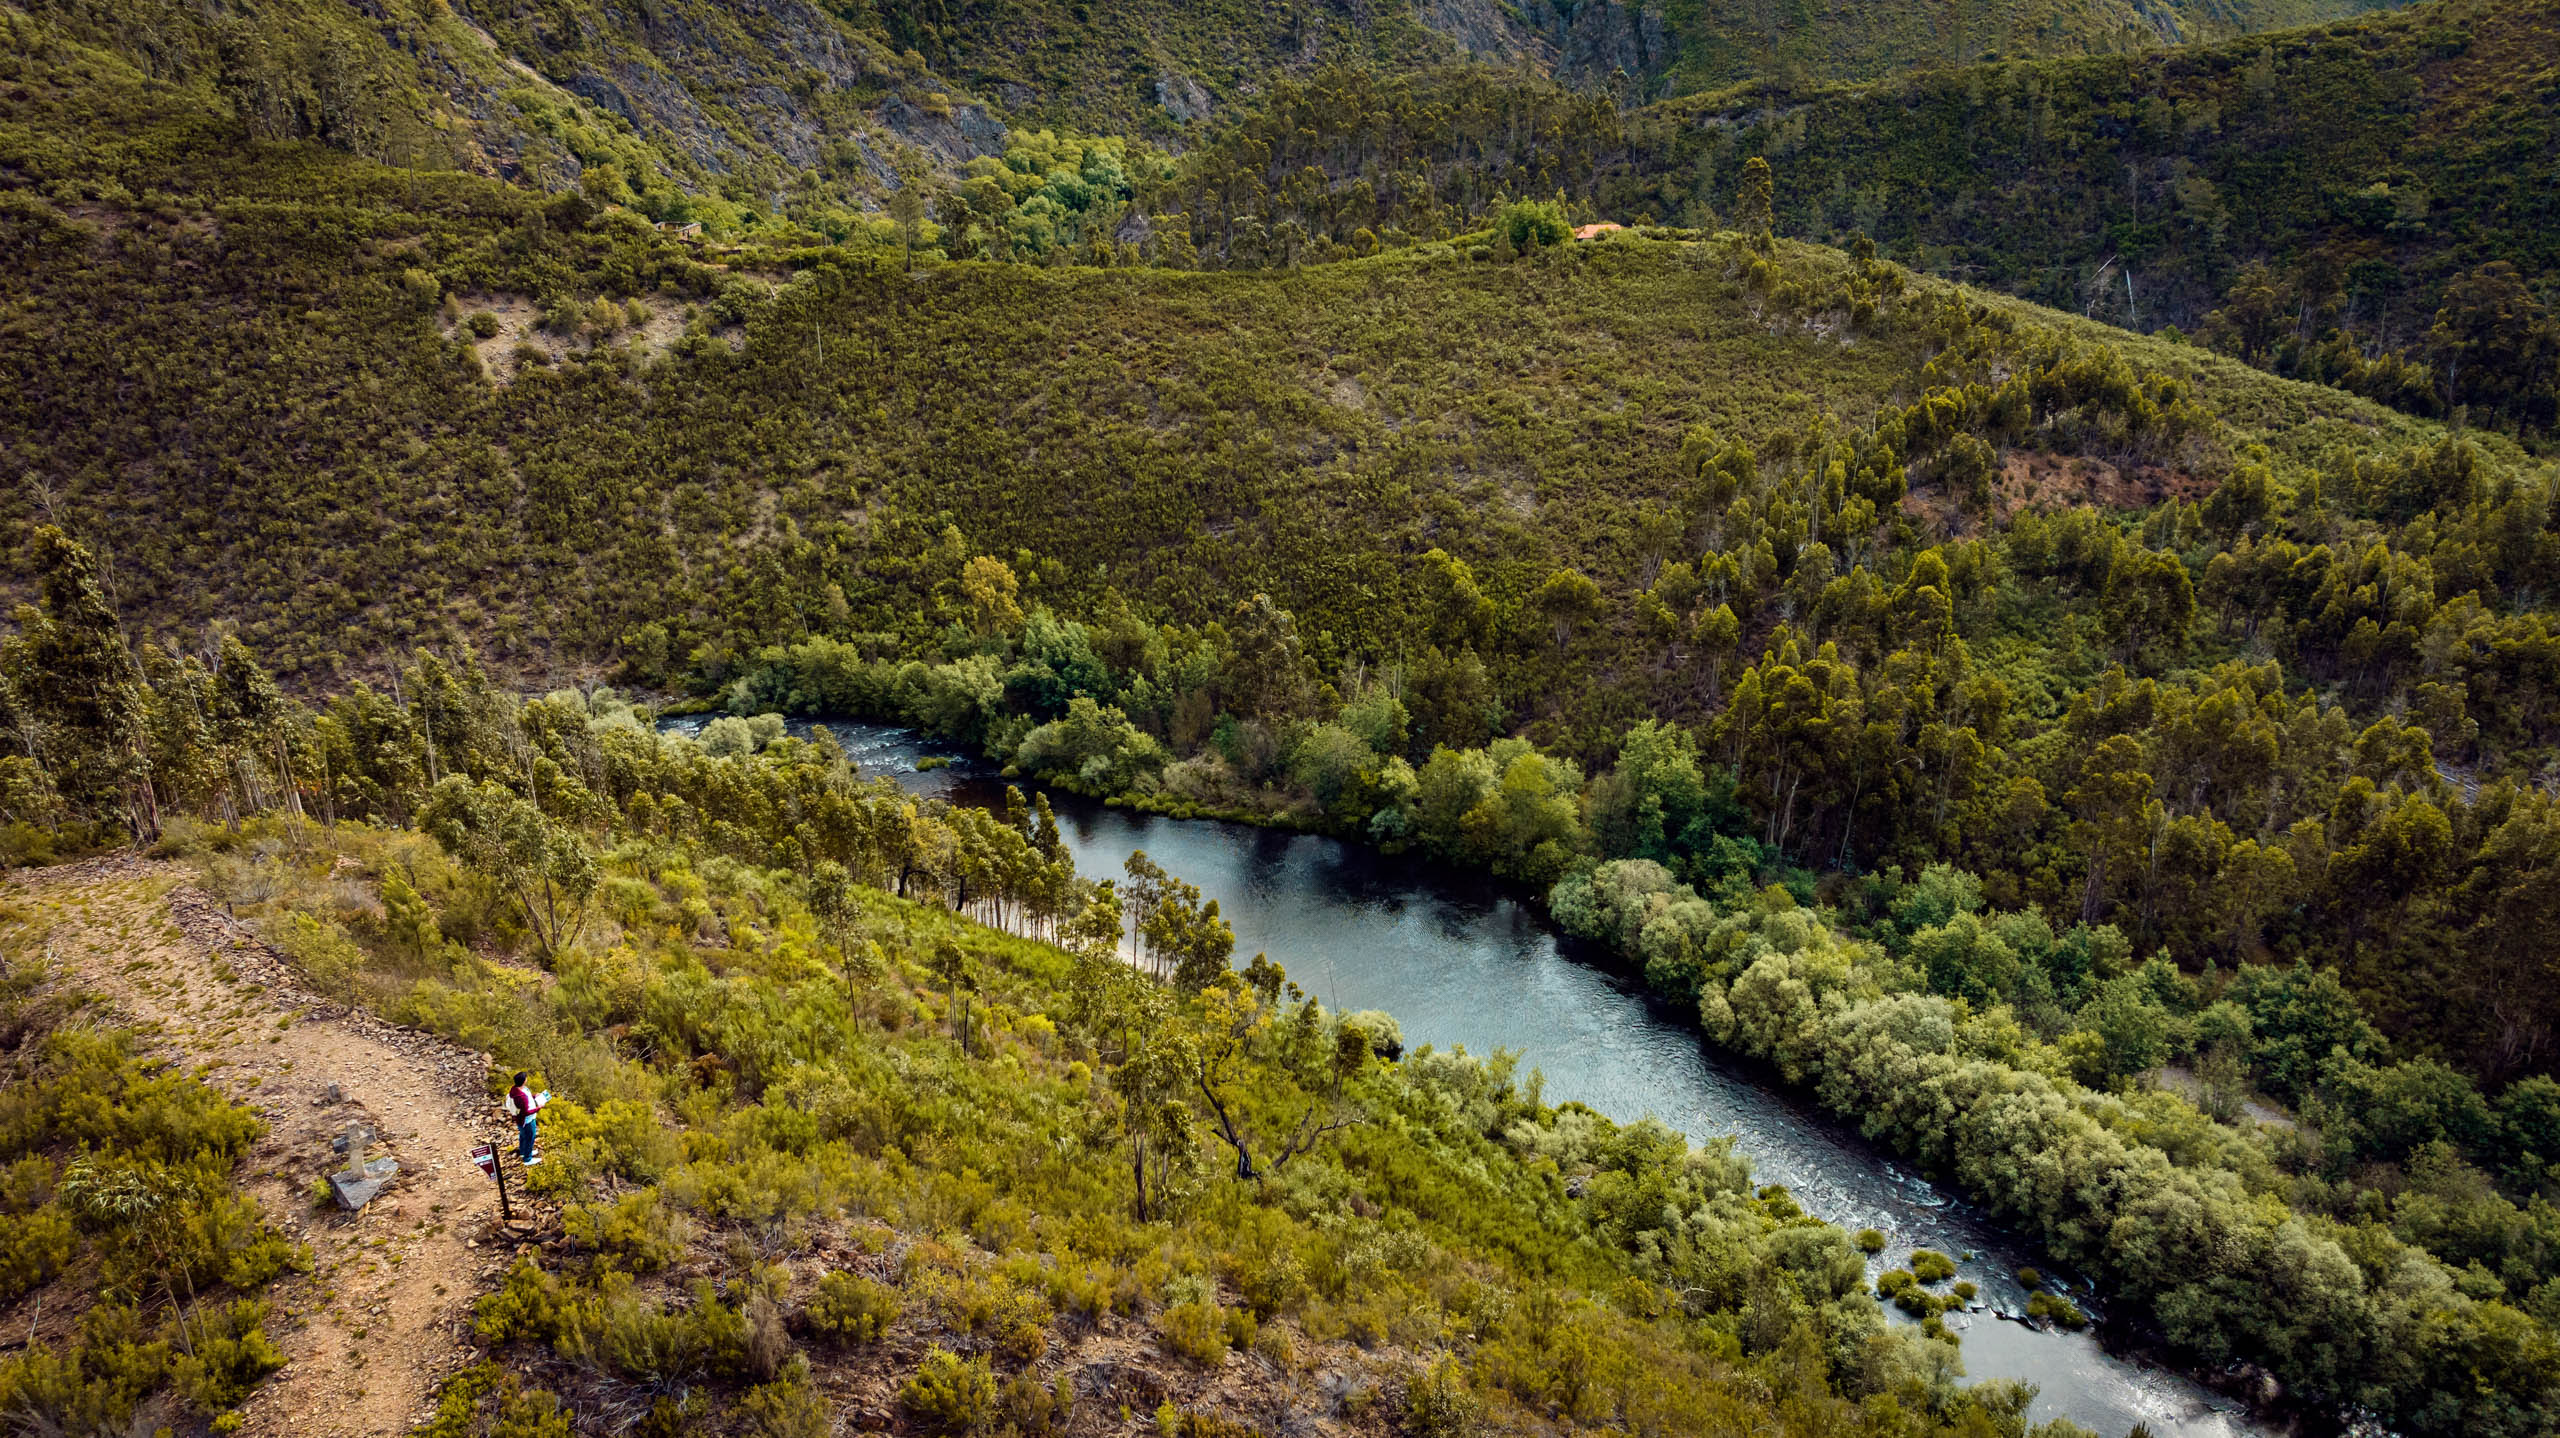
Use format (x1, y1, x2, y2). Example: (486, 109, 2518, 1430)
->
(470, 1139, 512, 1222)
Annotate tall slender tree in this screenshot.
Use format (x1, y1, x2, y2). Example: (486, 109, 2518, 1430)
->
(3, 527, 157, 836)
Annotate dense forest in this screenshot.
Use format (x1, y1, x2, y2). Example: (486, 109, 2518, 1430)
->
(7, 0, 2560, 1432)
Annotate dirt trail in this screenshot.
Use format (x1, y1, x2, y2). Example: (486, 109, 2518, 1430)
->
(10, 856, 523, 1437)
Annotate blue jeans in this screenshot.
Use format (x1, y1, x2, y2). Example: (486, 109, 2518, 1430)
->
(516, 1114, 538, 1161)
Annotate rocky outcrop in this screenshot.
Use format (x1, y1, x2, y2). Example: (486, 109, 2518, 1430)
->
(456, 0, 930, 186)
(1156, 71, 1214, 125)
(566, 61, 740, 174)
(1547, 0, 1672, 92)
(1417, 0, 1548, 63)
(874, 94, 1007, 166)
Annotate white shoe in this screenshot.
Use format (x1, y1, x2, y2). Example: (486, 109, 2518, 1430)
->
(522, 1154, 542, 1167)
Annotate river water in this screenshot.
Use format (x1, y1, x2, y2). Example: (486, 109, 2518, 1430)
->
(721, 719, 2264, 1437)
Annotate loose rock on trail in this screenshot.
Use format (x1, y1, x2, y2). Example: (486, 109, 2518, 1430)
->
(6, 855, 524, 1437)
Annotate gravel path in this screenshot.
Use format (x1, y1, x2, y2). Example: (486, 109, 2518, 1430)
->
(10, 855, 525, 1436)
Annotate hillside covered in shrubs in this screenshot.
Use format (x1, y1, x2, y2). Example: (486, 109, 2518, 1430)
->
(7, 0, 2560, 1430)
(0, 526, 2087, 1438)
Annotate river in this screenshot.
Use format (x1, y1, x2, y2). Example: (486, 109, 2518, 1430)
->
(716, 718, 2266, 1437)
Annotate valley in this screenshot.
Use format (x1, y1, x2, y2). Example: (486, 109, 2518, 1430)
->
(1, 0, 2556, 1435)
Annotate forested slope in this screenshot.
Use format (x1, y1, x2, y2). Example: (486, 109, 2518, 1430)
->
(0, 19, 2470, 686)
(1623, 0, 2560, 429)
(9, 3, 2560, 1432)
(5, 0, 2411, 232)
(0, 202, 1946, 680)
(1637, 0, 2400, 94)
(14, 0, 2514, 432)
(1137, 0, 2556, 439)
(0, 547, 2101, 1438)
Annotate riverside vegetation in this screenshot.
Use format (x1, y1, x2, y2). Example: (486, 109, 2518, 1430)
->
(2, 528, 2084, 1438)
(5, 0, 2560, 1430)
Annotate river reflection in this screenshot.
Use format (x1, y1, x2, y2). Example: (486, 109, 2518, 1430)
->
(684, 717, 2265, 1438)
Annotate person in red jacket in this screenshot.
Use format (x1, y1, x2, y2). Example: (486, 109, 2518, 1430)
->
(505, 1072, 543, 1166)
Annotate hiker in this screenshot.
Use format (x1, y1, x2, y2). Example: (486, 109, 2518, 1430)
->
(505, 1071, 544, 1166)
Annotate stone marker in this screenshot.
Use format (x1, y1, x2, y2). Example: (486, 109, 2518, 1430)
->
(332, 1156, 400, 1211)
(327, 1117, 393, 1209)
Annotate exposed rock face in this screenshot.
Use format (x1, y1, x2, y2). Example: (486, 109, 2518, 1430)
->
(1547, 0, 1672, 92)
(875, 95, 1008, 166)
(566, 61, 738, 174)
(2126, 0, 2191, 43)
(34, 0, 2415, 211)
(455, 0, 921, 185)
(1156, 71, 1214, 125)
(1417, 0, 1547, 60)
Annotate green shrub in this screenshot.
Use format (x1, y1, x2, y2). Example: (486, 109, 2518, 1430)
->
(491, 1392, 573, 1438)
(0, 1204, 74, 1300)
(536, 1098, 680, 1189)
(1490, 199, 1570, 252)
(900, 1346, 994, 1436)
(562, 1278, 753, 1384)
(168, 1300, 284, 1414)
(271, 912, 365, 996)
(2026, 1292, 2088, 1329)
(474, 1259, 580, 1346)
(564, 1190, 690, 1271)
(1338, 1011, 1403, 1061)
(1909, 1250, 1956, 1283)
(917, 1268, 1046, 1357)
(1405, 1355, 1482, 1438)
(1224, 1241, 1309, 1317)
(739, 1374, 829, 1438)
(0, 1303, 171, 1435)
(464, 311, 502, 340)
(198, 1193, 305, 1291)
(1853, 1228, 1885, 1254)
(1874, 1269, 1915, 1299)
(998, 1369, 1075, 1436)
(414, 1363, 573, 1438)
(1159, 1299, 1241, 1365)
